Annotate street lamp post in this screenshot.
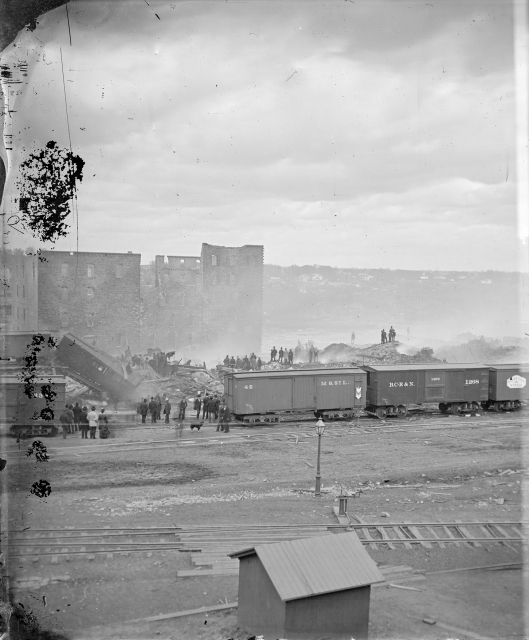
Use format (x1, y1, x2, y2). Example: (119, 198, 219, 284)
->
(314, 418, 325, 497)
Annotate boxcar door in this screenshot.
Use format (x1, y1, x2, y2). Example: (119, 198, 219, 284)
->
(266, 378, 293, 411)
(424, 370, 446, 401)
(293, 376, 316, 410)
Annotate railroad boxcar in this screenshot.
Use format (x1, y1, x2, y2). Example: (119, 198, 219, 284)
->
(1, 375, 66, 438)
(0, 331, 55, 361)
(56, 333, 136, 401)
(224, 368, 367, 422)
(362, 363, 489, 418)
(484, 363, 529, 411)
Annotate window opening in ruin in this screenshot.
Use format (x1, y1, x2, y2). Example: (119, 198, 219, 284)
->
(61, 263, 68, 277)
(177, 292, 185, 307)
(60, 312, 69, 327)
(16, 285, 19, 297)
(211, 255, 217, 266)
(23, 309, 26, 321)
(5, 268, 10, 283)
(22, 264, 25, 277)
(22, 285, 25, 298)
(87, 287, 95, 300)
(87, 264, 94, 278)
(116, 264, 123, 278)
(86, 312, 94, 328)
(229, 255, 235, 267)
(5, 305, 12, 316)
(169, 314, 175, 327)
(61, 287, 68, 302)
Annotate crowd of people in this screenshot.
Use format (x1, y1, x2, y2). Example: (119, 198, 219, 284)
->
(380, 326, 397, 344)
(223, 353, 263, 370)
(136, 393, 232, 433)
(59, 403, 109, 439)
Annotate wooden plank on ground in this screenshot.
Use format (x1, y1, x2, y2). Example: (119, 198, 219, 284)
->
(126, 601, 238, 623)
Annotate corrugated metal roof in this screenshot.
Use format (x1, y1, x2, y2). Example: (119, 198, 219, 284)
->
(362, 363, 485, 372)
(230, 531, 384, 601)
(486, 363, 529, 371)
(230, 368, 365, 379)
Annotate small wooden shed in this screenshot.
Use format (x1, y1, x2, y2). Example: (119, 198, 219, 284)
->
(230, 531, 384, 640)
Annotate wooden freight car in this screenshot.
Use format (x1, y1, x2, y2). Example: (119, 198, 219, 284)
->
(362, 363, 489, 418)
(484, 363, 528, 411)
(2, 375, 66, 438)
(56, 333, 136, 402)
(224, 368, 367, 423)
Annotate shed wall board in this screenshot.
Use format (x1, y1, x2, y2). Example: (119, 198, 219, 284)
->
(237, 555, 285, 638)
(284, 586, 370, 640)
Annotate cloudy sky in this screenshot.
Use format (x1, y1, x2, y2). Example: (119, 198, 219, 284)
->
(0, 0, 520, 270)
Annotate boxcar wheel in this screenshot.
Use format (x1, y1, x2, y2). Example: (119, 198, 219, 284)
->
(450, 403, 461, 415)
(397, 405, 408, 417)
(376, 407, 387, 419)
(439, 403, 449, 413)
(492, 401, 503, 412)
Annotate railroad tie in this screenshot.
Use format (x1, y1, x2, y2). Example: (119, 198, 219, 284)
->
(441, 526, 462, 548)
(455, 521, 481, 548)
(392, 527, 413, 550)
(425, 527, 445, 549)
(406, 526, 433, 549)
(361, 528, 378, 550)
(487, 524, 519, 553)
(375, 527, 396, 550)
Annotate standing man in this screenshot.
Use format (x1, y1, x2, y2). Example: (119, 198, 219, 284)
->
(59, 407, 71, 439)
(213, 395, 220, 421)
(193, 394, 202, 419)
(288, 349, 294, 364)
(72, 402, 82, 432)
(389, 326, 396, 342)
(381, 329, 386, 344)
(155, 394, 162, 421)
(270, 346, 276, 362)
(178, 397, 187, 421)
(87, 406, 99, 439)
(79, 406, 89, 439)
(207, 395, 216, 423)
(257, 357, 262, 370)
(202, 394, 209, 420)
(148, 397, 157, 423)
(278, 347, 284, 364)
(163, 399, 172, 424)
(218, 400, 231, 433)
(139, 398, 149, 424)
(66, 404, 75, 434)
(98, 409, 110, 439)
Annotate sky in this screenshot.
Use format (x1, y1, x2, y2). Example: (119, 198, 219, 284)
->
(0, 0, 522, 270)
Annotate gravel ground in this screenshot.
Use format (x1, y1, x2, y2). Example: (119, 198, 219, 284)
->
(5, 410, 526, 639)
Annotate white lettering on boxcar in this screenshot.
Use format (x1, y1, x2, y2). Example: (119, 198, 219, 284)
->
(465, 380, 479, 385)
(320, 381, 349, 386)
(389, 382, 414, 388)
(243, 385, 253, 390)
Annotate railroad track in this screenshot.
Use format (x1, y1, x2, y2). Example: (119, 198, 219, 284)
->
(8, 521, 522, 567)
(2, 414, 524, 459)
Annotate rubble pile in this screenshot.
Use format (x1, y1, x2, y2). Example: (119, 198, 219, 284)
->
(132, 366, 224, 404)
(318, 341, 441, 366)
(435, 338, 529, 364)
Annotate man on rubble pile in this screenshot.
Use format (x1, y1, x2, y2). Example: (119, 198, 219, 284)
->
(257, 357, 262, 370)
(381, 329, 387, 344)
(288, 348, 294, 364)
(223, 355, 230, 366)
(229, 356, 236, 367)
(278, 347, 284, 364)
(270, 346, 277, 362)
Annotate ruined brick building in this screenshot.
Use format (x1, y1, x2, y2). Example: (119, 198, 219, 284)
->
(144, 243, 264, 357)
(38, 250, 141, 354)
(0, 248, 39, 333)
(28, 243, 263, 359)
